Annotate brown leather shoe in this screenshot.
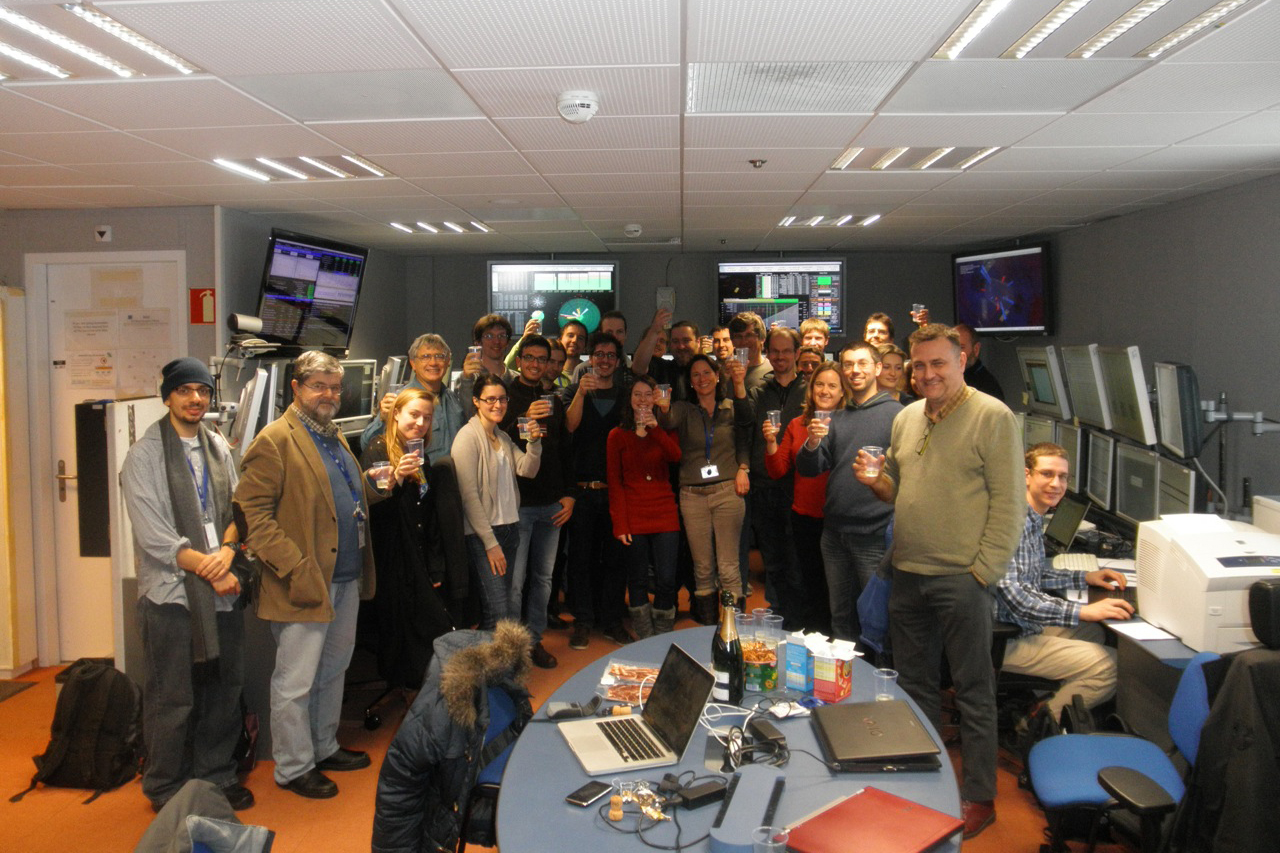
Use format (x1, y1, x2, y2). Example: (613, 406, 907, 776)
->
(962, 799, 995, 839)
(531, 642, 558, 669)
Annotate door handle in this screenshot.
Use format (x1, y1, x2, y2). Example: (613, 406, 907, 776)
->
(57, 459, 76, 502)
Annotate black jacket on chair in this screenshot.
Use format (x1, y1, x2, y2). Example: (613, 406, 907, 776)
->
(372, 623, 533, 853)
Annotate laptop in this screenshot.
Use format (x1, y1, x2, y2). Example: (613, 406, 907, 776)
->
(1044, 493, 1090, 555)
(558, 643, 715, 776)
(810, 700, 941, 772)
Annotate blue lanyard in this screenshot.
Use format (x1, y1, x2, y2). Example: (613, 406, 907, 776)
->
(185, 446, 210, 518)
(702, 404, 717, 464)
(303, 424, 367, 521)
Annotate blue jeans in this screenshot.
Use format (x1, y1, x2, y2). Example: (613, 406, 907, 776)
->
(820, 526, 887, 643)
(624, 530, 679, 610)
(467, 523, 522, 630)
(515, 503, 564, 642)
(268, 579, 360, 784)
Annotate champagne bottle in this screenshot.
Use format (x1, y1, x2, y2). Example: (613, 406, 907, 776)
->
(711, 590, 744, 704)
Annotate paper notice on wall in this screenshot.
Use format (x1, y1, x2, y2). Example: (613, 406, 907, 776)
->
(68, 351, 115, 389)
(119, 309, 172, 350)
(90, 266, 145, 308)
(116, 349, 168, 397)
(65, 310, 119, 350)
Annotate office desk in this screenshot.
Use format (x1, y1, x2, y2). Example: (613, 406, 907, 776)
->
(496, 626, 960, 852)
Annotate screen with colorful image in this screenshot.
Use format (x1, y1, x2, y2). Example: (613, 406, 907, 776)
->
(952, 244, 1051, 335)
(717, 259, 844, 334)
(488, 261, 617, 336)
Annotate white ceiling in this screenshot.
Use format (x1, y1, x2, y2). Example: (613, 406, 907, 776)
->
(1, 0, 1278, 254)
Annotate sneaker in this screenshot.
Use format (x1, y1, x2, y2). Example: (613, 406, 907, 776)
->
(569, 623, 590, 650)
(961, 799, 995, 839)
(531, 642, 558, 669)
(602, 624, 633, 645)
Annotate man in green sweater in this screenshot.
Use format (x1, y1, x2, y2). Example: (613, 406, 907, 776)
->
(854, 324, 1025, 840)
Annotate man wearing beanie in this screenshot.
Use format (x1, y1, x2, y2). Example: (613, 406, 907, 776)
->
(121, 357, 254, 813)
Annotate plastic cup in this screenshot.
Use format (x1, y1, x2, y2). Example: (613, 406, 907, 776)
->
(468, 345, 481, 356)
(912, 302, 926, 314)
(404, 438, 424, 465)
(583, 365, 596, 378)
(874, 667, 898, 701)
(369, 461, 392, 490)
(752, 826, 789, 853)
(657, 383, 671, 401)
(635, 405, 652, 424)
(539, 394, 555, 418)
(734, 346, 750, 366)
(861, 444, 884, 477)
(765, 410, 781, 429)
(517, 417, 533, 440)
(812, 410, 832, 438)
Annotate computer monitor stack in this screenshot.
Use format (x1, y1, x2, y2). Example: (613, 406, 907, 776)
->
(1114, 444, 1162, 525)
(1023, 414, 1056, 452)
(1054, 421, 1086, 495)
(333, 359, 377, 432)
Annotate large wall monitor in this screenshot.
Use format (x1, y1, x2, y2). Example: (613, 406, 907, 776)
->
(717, 259, 844, 335)
(1098, 346, 1158, 446)
(488, 261, 618, 336)
(1055, 421, 1086, 495)
(1114, 443, 1162, 525)
(1060, 344, 1113, 431)
(1086, 431, 1115, 511)
(255, 229, 369, 356)
(1023, 414, 1056, 452)
(1153, 361, 1203, 459)
(952, 243, 1052, 335)
(1016, 345, 1071, 420)
(1158, 458, 1198, 516)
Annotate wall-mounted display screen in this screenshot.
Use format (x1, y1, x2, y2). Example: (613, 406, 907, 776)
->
(255, 229, 369, 355)
(952, 243, 1051, 335)
(717, 259, 844, 334)
(488, 261, 618, 336)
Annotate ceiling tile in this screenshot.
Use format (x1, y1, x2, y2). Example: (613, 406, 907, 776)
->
(309, 119, 513, 155)
(0, 89, 104, 133)
(131, 125, 342, 160)
(971, 147, 1159, 171)
(0, 131, 189, 165)
(685, 171, 823, 192)
(685, 148, 840, 173)
(372, 152, 537, 179)
(11, 78, 289, 130)
(686, 115, 872, 148)
(527, 149, 679, 174)
(809, 170, 953, 192)
(408, 176, 556, 195)
(1, 164, 125, 186)
(854, 113, 1060, 147)
(1164, 1, 1280, 63)
(1179, 111, 1280, 146)
(687, 62, 913, 113)
(229, 71, 482, 122)
(547, 173, 680, 194)
(1018, 112, 1250, 146)
(1080, 62, 1280, 113)
(496, 117, 679, 150)
(1119, 144, 1280, 171)
(884, 59, 1148, 113)
(457, 67, 679, 119)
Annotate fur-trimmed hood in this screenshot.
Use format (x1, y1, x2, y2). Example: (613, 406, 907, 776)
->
(435, 621, 532, 730)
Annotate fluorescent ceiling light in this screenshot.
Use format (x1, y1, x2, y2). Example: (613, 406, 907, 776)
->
(779, 216, 796, 227)
(390, 222, 414, 233)
(341, 155, 385, 177)
(0, 6, 134, 76)
(213, 158, 270, 182)
(62, 3, 198, 74)
(871, 147, 909, 170)
(1003, 0, 1094, 59)
(934, 0, 1016, 59)
(298, 156, 350, 179)
(470, 221, 491, 233)
(256, 157, 308, 180)
(860, 214, 881, 226)
(1070, 0, 1171, 58)
(806, 215, 824, 227)
(957, 146, 1001, 169)
(1140, 0, 1251, 58)
(834, 214, 854, 226)
(0, 41, 70, 77)
(830, 146, 864, 170)
(912, 147, 955, 170)
(415, 222, 439, 233)
(442, 221, 466, 233)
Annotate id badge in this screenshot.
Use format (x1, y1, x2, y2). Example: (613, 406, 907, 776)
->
(700, 463, 719, 480)
(357, 519, 367, 549)
(203, 521, 219, 551)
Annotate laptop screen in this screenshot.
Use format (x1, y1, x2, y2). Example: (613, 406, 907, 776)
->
(1044, 494, 1090, 552)
(642, 644, 715, 757)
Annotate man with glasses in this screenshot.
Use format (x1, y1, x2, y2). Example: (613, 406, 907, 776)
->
(851, 324, 1023, 840)
(235, 351, 383, 800)
(457, 313, 518, 416)
(499, 335, 573, 668)
(563, 332, 629, 648)
(362, 333, 463, 462)
(992, 442, 1131, 720)
(727, 311, 772, 392)
(121, 358, 252, 813)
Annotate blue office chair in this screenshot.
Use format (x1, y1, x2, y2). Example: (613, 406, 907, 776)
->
(1027, 650, 1218, 853)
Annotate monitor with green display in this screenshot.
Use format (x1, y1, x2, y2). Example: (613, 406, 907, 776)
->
(717, 259, 844, 334)
(488, 261, 617, 335)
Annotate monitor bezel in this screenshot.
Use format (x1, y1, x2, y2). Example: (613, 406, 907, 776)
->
(950, 241, 1053, 336)
(1097, 345, 1158, 447)
(1113, 442, 1162, 526)
(1085, 430, 1115, 511)
(716, 256, 846, 336)
(1016, 344, 1072, 421)
(1060, 344, 1113, 431)
(486, 260, 619, 337)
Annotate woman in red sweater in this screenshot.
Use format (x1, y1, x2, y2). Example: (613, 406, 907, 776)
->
(607, 375, 682, 638)
(763, 362, 852, 634)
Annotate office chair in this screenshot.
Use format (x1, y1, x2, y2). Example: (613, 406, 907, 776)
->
(1026, 650, 1217, 853)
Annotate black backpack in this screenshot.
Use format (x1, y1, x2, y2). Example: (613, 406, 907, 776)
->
(10, 658, 143, 804)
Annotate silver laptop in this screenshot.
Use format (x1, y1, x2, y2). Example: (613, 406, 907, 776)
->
(558, 643, 715, 776)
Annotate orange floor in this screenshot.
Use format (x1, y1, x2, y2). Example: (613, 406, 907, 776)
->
(0, 560, 1139, 852)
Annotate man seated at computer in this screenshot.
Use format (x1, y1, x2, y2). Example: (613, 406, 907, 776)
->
(992, 442, 1134, 720)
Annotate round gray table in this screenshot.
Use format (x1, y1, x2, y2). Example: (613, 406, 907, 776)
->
(496, 626, 961, 852)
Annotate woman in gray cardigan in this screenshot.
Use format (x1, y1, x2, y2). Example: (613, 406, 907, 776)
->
(452, 375, 542, 629)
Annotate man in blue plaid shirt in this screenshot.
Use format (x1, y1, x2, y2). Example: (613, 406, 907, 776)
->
(992, 442, 1133, 718)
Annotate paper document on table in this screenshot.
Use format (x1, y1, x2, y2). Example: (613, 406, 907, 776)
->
(1108, 621, 1176, 641)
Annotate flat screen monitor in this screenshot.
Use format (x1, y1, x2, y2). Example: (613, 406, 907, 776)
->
(1055, 421, 1085, 495)
(254, 229, 369, 356)
(951, 243, 1051, 335)
(378, 355, 408, 398)
(1016, 345, 1071, 420)
(717, 259, 844, 335)
(1045, 494, 1090, 553)
(1114, 443, 1161, 525)
(227, 367, 269, 457)
(1086, 431, 1115, 511)
(1158, 458, 1198, 516)
(333, 359, 377, 430)
(1098, 346, 1158, 446)
(1023, 414, 1056, 452)
(488, 261, 618, 337)
(1060, 344, 1112, 431)
(1153, 361, 1202, 459)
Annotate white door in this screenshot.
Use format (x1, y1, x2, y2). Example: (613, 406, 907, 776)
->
(26, 252, 187, 663)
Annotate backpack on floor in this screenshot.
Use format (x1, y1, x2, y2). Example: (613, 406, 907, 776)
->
(9, 658, 143, 804)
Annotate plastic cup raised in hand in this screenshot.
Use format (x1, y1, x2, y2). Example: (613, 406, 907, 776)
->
(734, 346, 750, 367)
(657, 384, 671, 401)
(766, 410, 781, 429)
(539, 394, 555, 417)
(405, 438, 424, 466)
(861, 444, 884, 477)
(518, 417, 533, 440)
(813, 410, 832, 438)
(369, 462, 392, 490)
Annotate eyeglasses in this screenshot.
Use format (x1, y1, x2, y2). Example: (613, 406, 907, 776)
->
(478, 395, 509, 406)
(916, 419, 936, 456)
(481, 332, 510, 342)
(520, 354, 549, 364)
(414, 352, 449, 363)
(301, 382, 343, 396)
(591, 351, 620, 361)
(1032, 469, 1070, 483)
(171, 385, 211, 399)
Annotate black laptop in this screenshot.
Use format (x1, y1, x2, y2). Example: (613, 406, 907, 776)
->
(811, 700, 941, 772)
(1044, 494, 1090, 555)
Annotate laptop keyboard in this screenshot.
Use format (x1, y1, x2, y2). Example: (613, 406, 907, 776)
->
(1053, 552, 1098, 572)
(599, 717, 663, 762)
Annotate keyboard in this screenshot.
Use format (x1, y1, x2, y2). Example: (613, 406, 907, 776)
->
(1053, 552, 1099, 572)
(598, 717, 663, 762)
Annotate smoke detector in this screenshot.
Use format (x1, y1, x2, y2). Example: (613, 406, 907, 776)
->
(624, 224, 643, 238)
(557, 90, 599, 124)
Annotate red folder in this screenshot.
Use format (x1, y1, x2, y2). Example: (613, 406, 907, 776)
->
(785, 786, 963, 853)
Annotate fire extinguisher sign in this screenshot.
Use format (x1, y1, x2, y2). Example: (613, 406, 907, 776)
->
(189, 288, 216, 325)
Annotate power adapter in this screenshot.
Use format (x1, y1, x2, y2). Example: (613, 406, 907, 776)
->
(677, 778, 727, 809)
(747, 717, 786, 748)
